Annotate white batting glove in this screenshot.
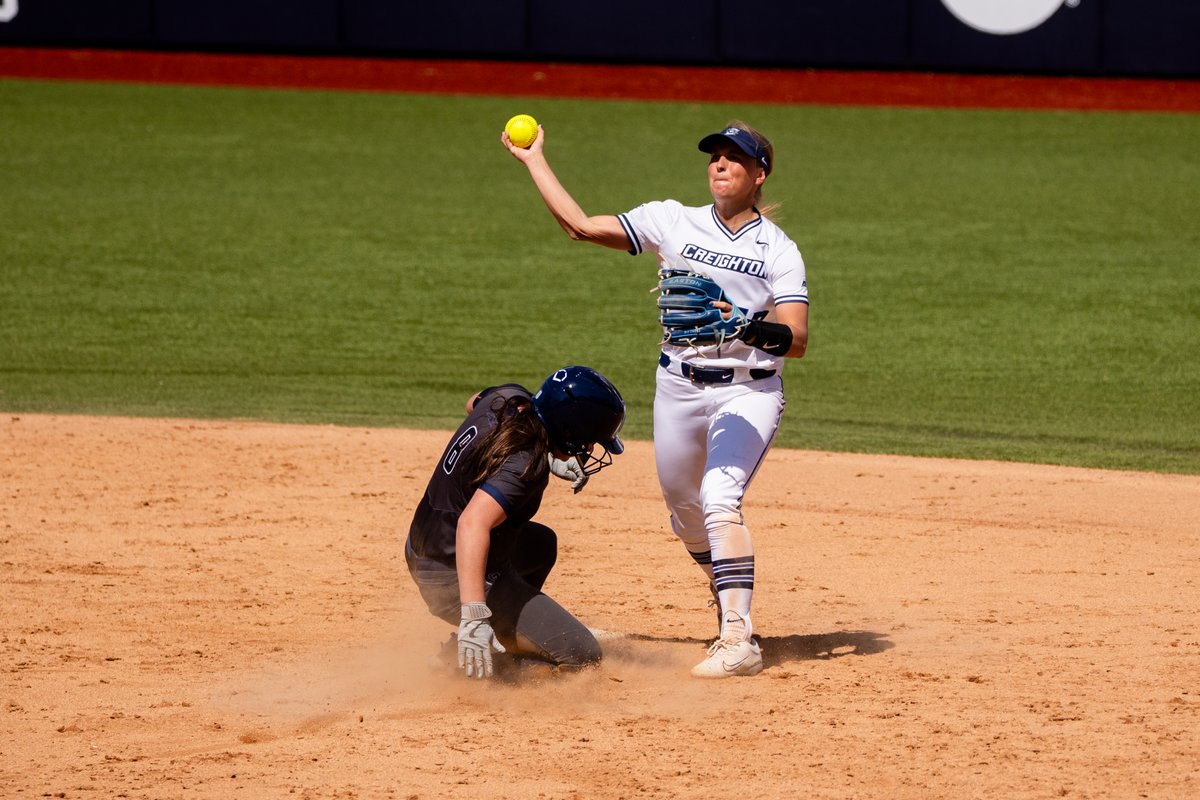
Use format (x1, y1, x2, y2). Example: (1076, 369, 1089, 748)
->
(548, 455, 589, 494)
(458, 603, 505, 679)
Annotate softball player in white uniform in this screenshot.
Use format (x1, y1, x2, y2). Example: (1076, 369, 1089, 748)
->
(502, 121, 809, 677)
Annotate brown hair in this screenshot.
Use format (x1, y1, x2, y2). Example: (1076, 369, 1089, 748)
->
(725, 119, 782, 220)
(467, 394, 551, 486)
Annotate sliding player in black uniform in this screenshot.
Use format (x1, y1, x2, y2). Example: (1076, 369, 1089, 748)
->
(405, 366, 625, 679)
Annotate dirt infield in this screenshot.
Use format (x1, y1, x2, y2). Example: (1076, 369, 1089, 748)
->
(3, 413, 1198, 798)
(5, 47, 1197, 799)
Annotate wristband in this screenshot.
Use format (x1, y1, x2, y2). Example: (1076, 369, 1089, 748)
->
(741, 319, 793, 356)
(461, 602, 492, 620)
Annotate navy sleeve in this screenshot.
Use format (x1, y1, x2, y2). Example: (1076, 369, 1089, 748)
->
(477, 450, 537, 517)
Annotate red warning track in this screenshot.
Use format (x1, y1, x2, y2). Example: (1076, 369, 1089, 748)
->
(1, 46, 1198, 112)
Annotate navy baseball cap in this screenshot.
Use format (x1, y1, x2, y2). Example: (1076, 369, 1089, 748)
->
(698, 126, 771, 175)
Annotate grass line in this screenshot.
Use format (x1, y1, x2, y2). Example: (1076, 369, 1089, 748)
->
(2, 78, 1197, 473)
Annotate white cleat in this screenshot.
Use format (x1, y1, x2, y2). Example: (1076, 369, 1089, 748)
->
(690, 637, 763, 678)
(690, 610, 764, 678)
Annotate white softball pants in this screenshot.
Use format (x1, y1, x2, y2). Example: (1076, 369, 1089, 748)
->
(653, 364, 785, 628)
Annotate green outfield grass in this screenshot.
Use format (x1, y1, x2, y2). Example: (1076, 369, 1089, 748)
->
(2, 78, 1197, 472)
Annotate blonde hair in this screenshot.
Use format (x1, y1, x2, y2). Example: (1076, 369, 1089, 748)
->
(725, 119, 781, 220)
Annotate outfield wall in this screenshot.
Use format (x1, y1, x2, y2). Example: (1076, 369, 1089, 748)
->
(0, 0, 1197, 78)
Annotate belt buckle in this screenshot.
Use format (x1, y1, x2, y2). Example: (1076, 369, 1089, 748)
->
(687, 364, 729, 384)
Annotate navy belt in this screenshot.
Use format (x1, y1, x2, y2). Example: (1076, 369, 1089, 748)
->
(658, 353, 776, 384)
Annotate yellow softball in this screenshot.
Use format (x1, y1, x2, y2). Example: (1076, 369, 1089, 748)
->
(505, 114, 539, 149)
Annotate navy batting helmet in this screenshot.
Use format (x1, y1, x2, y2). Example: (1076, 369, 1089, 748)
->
(531, 366, 625, 475)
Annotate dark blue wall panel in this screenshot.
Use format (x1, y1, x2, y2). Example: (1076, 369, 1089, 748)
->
(1102, 0, 1200, 76)
(911, 0, 1100, 74)
(718, 0, 908, 68)
(154, 0, 340, 49)
(0, 0, 152, 45)
(527, 0, 717, 63)
(1, 1, 1197, 78)
(340, 1, 525, 56)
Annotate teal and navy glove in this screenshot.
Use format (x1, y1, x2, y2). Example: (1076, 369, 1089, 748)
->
(657, 269, 748, 347)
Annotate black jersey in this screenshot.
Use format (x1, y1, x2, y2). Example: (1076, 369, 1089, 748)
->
(407, 385, 548, 571)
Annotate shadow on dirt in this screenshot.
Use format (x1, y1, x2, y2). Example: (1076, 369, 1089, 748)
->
(440, 630, 896, 685)
(758, 630, 894, 668)
(620, 629, 894, 668)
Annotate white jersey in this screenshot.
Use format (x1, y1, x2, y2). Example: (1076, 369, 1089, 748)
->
(618, 199, 808, 371)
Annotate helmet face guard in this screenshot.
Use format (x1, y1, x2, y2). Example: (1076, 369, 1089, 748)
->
(531, 366, 625, 476)
(575, 442, 618, 476)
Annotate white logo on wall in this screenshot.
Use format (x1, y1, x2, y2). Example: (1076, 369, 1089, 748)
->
(941, 0, 1079, 35)
(0, 0, 18, 24)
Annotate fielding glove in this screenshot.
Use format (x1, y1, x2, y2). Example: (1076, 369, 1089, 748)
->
(657, 268, 749, 347)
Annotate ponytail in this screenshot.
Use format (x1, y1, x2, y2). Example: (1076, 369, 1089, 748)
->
(467, 395, 551, 486)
